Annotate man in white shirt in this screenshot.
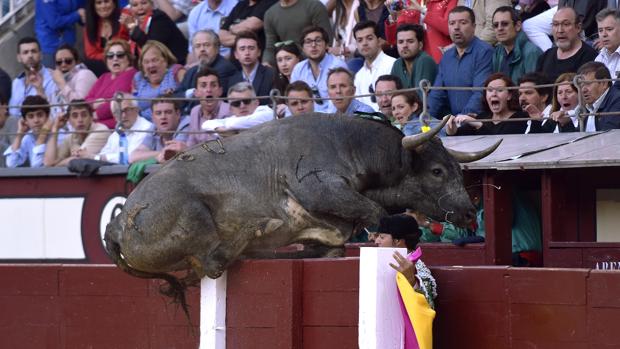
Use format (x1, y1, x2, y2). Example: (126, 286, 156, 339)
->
(353, 20, 396, 111)
(595, 8, 620, 79)
(202, 81, 273, 134)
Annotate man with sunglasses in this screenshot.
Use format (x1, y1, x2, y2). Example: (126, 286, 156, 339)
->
(491, 6, 541, 85)
(352, 20, 395, 112)
(50, 44, 97, 119)
(201, 81, 273, 134)
(290, 26, 347, 113)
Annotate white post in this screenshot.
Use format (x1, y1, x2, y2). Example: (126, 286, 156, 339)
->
(200, 271, 227, 349)
(358, 247, 408, 349)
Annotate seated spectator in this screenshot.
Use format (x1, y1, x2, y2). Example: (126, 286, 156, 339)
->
(219, 0, 278, 50)
(355, 0, 389, 47)
(43, 100, 111, 167)
(133, 40, 186, 121)
(10, 37, 58, 117)
(94, 93, 153, 163)
(548, 72, 579, 132)
(273, 42, 302, 95)
(202, 81, 274, 134)
(390, 24, 438, 93)
(446, 73, 531, 135)
(353, 20, 396, 111)
(86, 39, 138, 129)
(83, 0, 130, 76)
(290, 26, 348, 113)
(393, 91, 447, 136)
(120, 0, 189, 64)
(187, 68, 231, 147)
(4, 95, 52, 168)
(536, 6, 598, 83)
(229, 31, 276, 105)
(595, 8, 620, 78)
(187, 0, 237, 58)
(34, 0, 85, 68)
(284, 81, 315, 116)
(374, 214, 437, 309)
(492, 6, 542, 85)
(130, 97, 190, 163)
(374, 75, 402, 121)
(0, 94, 17, 167)
(326, 67, 374, 115)
(422, 0, 457, 63)
(517, 72, 552, 133)
(578, 61, 620, 132)
(457, 0, 512, 45)
(51, 44, 98, 118)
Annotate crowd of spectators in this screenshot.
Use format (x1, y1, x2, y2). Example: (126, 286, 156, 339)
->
(1, 0, 620, 171)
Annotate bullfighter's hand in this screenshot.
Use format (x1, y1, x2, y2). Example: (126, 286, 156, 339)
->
(389, 251, 416, 287)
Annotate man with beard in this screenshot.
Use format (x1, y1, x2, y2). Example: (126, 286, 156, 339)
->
(390, 24, 437, 93)
(9, 37, 58, 117)
(536, 7, 598, 83)
(187, 68, 231, 146)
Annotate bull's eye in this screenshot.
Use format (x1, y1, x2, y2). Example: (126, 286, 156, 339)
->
(432, 168, 443, 176)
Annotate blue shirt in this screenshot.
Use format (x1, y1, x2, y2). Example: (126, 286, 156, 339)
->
(2, 132, 46, 168)
(141, 116, 190, 151)
(427, 36, 493, 119)
(290, 53, 348, 113)
(35, 0, 85, 54)
(187, 0, 238, 57)
(403, 114, 447, 137)
(9, 67, 58, 117)
(326, 98, 374, 115)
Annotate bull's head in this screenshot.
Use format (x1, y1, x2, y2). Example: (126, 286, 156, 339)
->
(398, 117, 501, 226)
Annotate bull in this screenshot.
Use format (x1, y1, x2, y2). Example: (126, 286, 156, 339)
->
(104, 114, 499, 306)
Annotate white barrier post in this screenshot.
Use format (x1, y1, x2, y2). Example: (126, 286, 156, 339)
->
(200, 271, 227, 349)
(358, 247, 408, 349)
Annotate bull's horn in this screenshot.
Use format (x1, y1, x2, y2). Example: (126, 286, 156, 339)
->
(446, 139, 503, 163)
(401, 115, 450, 150)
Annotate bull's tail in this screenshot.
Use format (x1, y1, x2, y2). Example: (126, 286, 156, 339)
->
(103, 234, 190, 320)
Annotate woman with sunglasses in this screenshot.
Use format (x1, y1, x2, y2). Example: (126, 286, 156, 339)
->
(51, 44, 97, 119)
(83, 0, 129, 76)
(86, 39, 138, 129)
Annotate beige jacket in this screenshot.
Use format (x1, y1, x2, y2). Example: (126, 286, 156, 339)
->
(458, 0, 512, 45)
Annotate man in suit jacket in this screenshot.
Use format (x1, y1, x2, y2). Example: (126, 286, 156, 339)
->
(229, 31, 275, 105)
(577, 62, 620, 131)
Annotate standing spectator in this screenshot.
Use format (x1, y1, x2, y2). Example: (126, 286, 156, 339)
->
(3, 95, 51, 168)
(51, 44, 98, 119)
(353, 20, 396, 111)
(263, 0, 333, 65)
(578, 62, 620, 132)
(595, 8, 620, 79)
(187, 0, 238, 58)
(187, 68, 231, 147)
(326, 67, 374, 114)
(457, 0, 511, 45)
(291, 26, 348, 113)
(423, 0, 458, 63)
(390, 24, 437, 92)
(9, 38, 58, 117)
(491, 6, 541, 85)
(0, 95, 17, 167)
(517, 72, 552, 133)
(132, 40, 186, 120)
(219, 0, 278, 50)
(536, 6, 598, 83)
(43, 100, 111, 166)
(427, 6, 493, 119)
(35, 0, 85, 68)
(120, 0, 189, 64)
(374, 74, 401, 120)
(86, 39, 138, 129)
(83, 0, 129, 76)
(284, 81, 315, 116)
(229, 31, 276, 104)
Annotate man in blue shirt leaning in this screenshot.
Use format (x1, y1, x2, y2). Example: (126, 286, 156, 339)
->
(427, 6, 493, 121)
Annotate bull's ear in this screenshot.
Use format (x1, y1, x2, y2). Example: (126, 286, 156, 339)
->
(402, 116, 449, 150)
(445, 139, 503, 163)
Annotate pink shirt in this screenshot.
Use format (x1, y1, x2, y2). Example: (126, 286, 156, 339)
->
(85, 68, 137, 129)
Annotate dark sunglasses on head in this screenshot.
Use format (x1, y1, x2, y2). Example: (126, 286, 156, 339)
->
(55, 58, 74, 66)
(230, 99, 254, 107)
(106, 51, 127, 59)
(274, 40, 295, 48)
(311, 86, 324, 105)
(369, 84, 376, 104)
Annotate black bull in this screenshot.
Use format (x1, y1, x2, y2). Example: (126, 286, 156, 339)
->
(104, 114, 499, 299)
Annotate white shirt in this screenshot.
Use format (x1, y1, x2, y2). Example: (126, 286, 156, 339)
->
(201, 105, 274, 132)
(585, 88, 610, 132)
(354, 51, 396, 111)
(525, 104, 552, 134)
(595, 45, 620, 79)
(98, 116, 154, 164)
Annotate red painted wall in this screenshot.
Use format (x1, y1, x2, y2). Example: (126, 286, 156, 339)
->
(2, 261, 620, 348)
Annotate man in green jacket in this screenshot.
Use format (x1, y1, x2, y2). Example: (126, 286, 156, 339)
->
(390, 24, 437, 95)
(492, 6, 542, 84)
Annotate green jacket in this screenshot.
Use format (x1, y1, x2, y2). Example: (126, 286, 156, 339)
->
(390, 51, 438, 96)
(492, 31, 542, 84)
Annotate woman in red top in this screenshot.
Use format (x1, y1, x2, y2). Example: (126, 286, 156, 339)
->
(423, 0, 457, 63)
(84, 0, 129, 76)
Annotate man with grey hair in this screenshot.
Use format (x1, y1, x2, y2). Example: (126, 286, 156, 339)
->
(595, 8, 620, 78)
(326, 67, 374, 115)
(93, 93, 153, 164)
(201, 81, 273, 135)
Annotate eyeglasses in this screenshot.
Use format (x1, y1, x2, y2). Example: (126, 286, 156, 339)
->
(303, 38, 325, 46)
(492, 21, 511, 29)
(552, 21, 575, 29)
(311, 86, 324, 105)
(369, 84, 376, 103)
(106, 51, 127, 59)
(55, 58, 75, 66)
(230, 99, 254, 107)
(275, 40, 295, 48)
